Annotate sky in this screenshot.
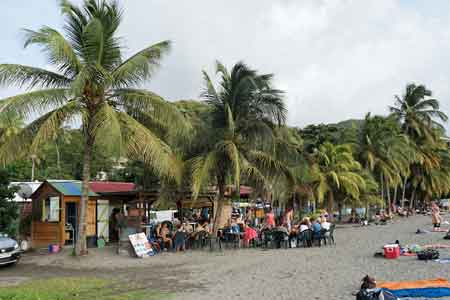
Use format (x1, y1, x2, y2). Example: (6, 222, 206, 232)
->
(1, 0, 450, 132)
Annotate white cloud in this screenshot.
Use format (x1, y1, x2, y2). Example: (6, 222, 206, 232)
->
(1, 0, 449, 133)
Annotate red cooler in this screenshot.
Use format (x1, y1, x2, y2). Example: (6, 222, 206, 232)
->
(384, 244, 400, 259)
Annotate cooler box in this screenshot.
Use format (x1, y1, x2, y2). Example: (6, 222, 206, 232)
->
(384, 244, 400, 259)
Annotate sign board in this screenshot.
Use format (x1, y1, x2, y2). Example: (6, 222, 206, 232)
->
(49, 196, 60, 221)
(128, 232, 153, 258)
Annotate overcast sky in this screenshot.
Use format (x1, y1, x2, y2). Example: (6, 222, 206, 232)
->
(1, 0, 449, 132)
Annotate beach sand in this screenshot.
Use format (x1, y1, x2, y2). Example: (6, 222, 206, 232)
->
(0, 214, 449, 299)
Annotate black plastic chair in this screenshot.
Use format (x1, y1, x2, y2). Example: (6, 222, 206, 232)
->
(322, 224, 335, 245)
(298, 229, 313, 247)
(272, 230, 289, 249)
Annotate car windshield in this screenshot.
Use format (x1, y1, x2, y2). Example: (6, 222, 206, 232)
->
(0, 233, 8, 238)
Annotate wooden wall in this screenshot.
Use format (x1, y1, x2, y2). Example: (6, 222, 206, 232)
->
(31, 221, 60, 248)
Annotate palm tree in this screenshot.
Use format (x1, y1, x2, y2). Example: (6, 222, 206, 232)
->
(0, 0, 186, 255)
(390, 83, 448, 207)
(357, 114, 413, 212)
(190, 61, 290, 233)
(311, 142, 365, 217)
(390, 83, 448, 142)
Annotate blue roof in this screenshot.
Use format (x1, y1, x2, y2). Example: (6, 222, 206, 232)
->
(47, 181, 98, 197)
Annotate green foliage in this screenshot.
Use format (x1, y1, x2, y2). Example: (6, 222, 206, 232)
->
(0, 169, 19, 236)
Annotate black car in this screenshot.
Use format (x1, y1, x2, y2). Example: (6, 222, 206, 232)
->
(0, 233, 21, 266)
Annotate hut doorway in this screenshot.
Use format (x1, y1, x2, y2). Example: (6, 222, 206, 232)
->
(66, 202, 77, 245)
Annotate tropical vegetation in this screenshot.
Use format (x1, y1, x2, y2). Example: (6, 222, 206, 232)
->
(0, 0, 449, 255)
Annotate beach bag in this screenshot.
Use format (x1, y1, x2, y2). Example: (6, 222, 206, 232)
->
(417, 249, 439, 260)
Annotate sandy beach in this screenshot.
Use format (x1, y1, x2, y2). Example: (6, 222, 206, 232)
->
(1, 214, 449, 299)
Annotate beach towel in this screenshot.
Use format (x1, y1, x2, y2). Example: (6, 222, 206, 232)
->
(378, 278, 450, 298)
(423, 244, 450, 249)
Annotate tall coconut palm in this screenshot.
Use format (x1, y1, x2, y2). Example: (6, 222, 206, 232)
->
(190, 61, 290, 233)
(390, 83, 448, 207)
(357, 114, 413, 211)
(311, 142, 365, 216)
(0, 0, 186, 255)
(389, 83, 448, 142)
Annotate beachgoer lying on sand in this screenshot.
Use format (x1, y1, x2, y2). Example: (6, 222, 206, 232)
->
(356, 275, 398, 300)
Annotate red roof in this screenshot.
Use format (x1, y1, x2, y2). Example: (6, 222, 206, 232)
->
(89, 181, 136, 193)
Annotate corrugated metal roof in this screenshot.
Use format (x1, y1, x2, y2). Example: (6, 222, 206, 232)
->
(90, 181, 136, 193)
(48, 181, 98, 197)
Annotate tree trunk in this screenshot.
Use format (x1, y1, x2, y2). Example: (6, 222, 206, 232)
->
(212, 180, 226, 236)
(380, 173, 384, 209)
(76, 130, 94, 256)
(386, 178, 391, 215)
(401, 177, 407, 207)
(393, 185, 398, 208)
(55, 142, 61, 177)
(410, 189, 416, 210)
(327, 192, 334, 219)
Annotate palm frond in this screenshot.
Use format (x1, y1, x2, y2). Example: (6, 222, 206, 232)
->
(112, 40, 171, 87)
(0, 64, 71, 89)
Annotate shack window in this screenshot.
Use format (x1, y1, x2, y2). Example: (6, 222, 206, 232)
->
(42, 196, 60, 222)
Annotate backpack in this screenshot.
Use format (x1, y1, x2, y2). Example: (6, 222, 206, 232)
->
(356, 289, 380, 300)
(444, 231, 450, 240)
(417, 249, 440, 260)
(356, 289, 398, 300)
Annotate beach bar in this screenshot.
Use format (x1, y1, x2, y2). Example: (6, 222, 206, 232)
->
(30, 180, 156, 248)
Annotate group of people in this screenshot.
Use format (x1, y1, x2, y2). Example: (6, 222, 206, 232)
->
(220, 208, 333, 248)
(154, 220, 212, 252)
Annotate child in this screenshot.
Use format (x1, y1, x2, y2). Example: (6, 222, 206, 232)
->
(173, 224, 186, 252)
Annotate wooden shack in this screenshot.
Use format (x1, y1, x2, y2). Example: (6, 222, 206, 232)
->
(30, 180, 99, 248)
(30, 180, 156, 248)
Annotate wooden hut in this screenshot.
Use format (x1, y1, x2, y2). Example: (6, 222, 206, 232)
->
(30, 180, 154, 248)
(30, 180, 99, 248)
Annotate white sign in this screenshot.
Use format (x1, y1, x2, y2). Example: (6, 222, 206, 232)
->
(128, 232, 153, 258)
(49, 197, 60, 221)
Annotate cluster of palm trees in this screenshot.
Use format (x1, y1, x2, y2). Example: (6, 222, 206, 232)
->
(0, 0, 448, 255)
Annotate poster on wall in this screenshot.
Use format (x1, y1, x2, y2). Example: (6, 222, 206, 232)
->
(128, 233, 153, 258)
(49, 197, 60, 221)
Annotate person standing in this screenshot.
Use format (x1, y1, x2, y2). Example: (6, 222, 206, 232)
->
(431, 202, 442, 229)
(266, 208, 275, 228)
(285, 208, 294, 231)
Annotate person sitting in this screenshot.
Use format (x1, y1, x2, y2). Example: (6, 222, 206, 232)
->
(320, 216, 331, 231)
(173, 224, 187, 252)
(242, 222, 258, 247)
(312, 218, 322, 242)
(159, 223, 173, 250)
(230, 219, 241, 233)
(299, 217, 311, 233)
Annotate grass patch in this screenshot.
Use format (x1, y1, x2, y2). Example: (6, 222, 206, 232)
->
(0, 277, 172, 300)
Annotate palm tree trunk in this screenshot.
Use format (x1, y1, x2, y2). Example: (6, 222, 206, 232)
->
(410, 189, 416, 210)
(402, 177, 407, 207)
(212, 178, 226, 235)
(393, 185, 398, 208)
(380, 173, 384, 209)
(327, 192, 334, 219)
(386, 178, 391, 215)
(55, 142, 61, 177)
(76, 130, 94, 256)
